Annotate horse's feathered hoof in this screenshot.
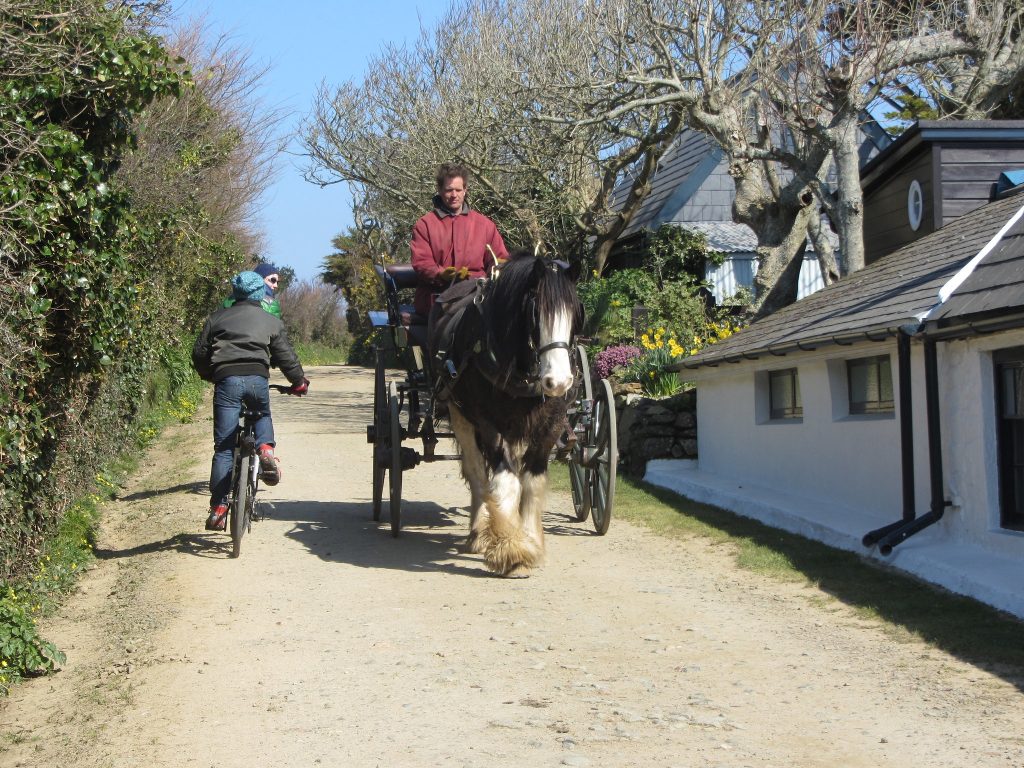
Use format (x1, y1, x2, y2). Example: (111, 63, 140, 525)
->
(484, 532, 543, 576)
(501, 564, 532, 578)
(466, 530, 490, 555)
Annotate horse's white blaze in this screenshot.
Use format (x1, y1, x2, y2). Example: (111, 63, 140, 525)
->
(538, 306, 574, 397)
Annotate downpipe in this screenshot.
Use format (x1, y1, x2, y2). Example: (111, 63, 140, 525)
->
(876, 337, 951, 555)
(863, 328, 917, 547)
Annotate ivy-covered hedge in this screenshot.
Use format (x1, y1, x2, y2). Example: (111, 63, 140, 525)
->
(0, 1, 258, 583)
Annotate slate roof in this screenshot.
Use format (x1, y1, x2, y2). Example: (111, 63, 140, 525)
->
(609, 129, 719, 238)
(674, 190, 1024, 369)
(685, 221, 756, 253)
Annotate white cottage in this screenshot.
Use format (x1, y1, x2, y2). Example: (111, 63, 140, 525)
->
(649, 187, 1024, 618)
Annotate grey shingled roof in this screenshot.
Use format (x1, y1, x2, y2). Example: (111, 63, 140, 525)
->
(675, 191, 1024, 369)
(684, 220, 839, 254)
(684, 221, 756, 253)
(609, 129, 718, 238)
(928, 208, 1024, 323)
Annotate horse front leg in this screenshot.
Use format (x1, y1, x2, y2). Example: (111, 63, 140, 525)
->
(483, 464, 539, 577)
(519, 470, 548, 561)
(449, 405, 489, 553)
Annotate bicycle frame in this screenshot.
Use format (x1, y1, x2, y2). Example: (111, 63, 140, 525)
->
(228, 406, 263, 558)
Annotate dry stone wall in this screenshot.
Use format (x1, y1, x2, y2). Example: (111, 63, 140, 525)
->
(612, 384, 698, 477)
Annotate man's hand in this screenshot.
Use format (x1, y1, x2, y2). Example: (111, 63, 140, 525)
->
(287, 377, 310, 396)
(439, 266, 458, 281)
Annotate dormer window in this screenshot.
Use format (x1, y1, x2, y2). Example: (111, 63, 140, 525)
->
(907, 180, 923, 231)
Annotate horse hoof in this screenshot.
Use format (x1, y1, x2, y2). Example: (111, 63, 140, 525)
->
(502, 564, 532, 578)
(466, 532, 489, 555)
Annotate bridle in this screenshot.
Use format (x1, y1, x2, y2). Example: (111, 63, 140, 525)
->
(473, 264, 578, 398)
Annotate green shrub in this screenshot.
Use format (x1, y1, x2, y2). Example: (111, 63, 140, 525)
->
(0, 594, 65, 693)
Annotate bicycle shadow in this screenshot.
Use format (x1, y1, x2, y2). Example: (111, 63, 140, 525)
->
(116, 481, 208, 502)
(93, 530, 233, 561)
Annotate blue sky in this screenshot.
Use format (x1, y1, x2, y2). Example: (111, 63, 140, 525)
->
(172, 1, 449, 281)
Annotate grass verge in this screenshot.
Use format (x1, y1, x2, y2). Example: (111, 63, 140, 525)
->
(0, 376, 205, 695)
(294, 342, 348, 366)
(549, 463, 1024, 675)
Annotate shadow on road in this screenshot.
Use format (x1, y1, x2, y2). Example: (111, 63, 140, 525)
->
(259, 499, 599, 577)
(117, 481, 208, 502)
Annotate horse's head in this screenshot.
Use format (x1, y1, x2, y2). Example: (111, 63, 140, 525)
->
(487, 252, 582, 398)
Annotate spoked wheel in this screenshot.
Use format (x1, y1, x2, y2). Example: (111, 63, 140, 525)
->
(230, 453, 251, 558)
(588, 379, 617, 535)
(568, 346, 594, 521)
(371, 346, 387, 522)
(388, 382, 403, 537)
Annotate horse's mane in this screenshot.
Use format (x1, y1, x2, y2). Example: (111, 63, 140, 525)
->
(483, 252, 581, 385)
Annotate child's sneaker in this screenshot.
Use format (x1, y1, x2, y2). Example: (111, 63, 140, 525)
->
(205, 504, 228, 531)
(258, 444, 281, 486)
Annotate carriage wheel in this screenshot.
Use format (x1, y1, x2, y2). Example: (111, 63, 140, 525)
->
(568, 346, 594, 521)
(575, 345, 594, 403)
(388, 382, 403, 537)
(568, 459, 591, 522)
(588, 378, 617, 535)
(371, 346, 387, 522)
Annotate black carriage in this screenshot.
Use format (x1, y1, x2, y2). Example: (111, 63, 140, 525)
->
(366, 260, 617, 537)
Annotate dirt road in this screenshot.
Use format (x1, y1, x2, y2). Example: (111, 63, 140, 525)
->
(1, 364, 1022, 767)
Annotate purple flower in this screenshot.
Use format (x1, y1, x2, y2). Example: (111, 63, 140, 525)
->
(593, 345, 643, 380)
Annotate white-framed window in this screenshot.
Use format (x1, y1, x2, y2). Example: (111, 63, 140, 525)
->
(907, 179, 923, 231)
(847, 355, 894, 414)
(769, 368, 802, 419)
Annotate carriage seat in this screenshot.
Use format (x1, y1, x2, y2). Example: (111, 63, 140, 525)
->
(374, 263, 428, 328)
(384, 262, 421, 291)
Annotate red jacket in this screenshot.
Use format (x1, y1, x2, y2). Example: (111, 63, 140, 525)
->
(410, 203, 508, 316)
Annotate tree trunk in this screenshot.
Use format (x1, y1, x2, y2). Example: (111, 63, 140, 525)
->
(731, 158, 815, 317)
(831, 114, 867, 274)
(807, 211, 839, 287)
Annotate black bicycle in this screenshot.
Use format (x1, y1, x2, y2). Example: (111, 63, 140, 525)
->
(227, 383, 305, 558)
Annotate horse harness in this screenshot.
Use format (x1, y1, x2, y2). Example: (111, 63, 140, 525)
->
(431, 268, 576, 404)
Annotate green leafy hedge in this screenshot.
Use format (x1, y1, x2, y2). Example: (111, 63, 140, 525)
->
(0, 2, 253, 585)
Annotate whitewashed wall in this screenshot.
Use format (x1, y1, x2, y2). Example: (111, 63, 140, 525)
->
(938, 329, 1024, 558)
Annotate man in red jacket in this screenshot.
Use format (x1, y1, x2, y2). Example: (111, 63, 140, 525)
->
(410, 162, 509, 317)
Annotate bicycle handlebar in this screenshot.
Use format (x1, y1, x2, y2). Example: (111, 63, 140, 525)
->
(270, 382, 309, 396)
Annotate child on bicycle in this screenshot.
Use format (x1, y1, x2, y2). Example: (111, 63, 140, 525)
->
(192, 271, 309, 531)
(221, 261, 282, 318)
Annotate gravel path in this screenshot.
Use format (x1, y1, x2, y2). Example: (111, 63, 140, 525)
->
(1, 364, 1021, 767)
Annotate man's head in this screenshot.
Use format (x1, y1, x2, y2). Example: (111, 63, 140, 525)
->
(435, 162, 470, 214)
(254, 262, 280, 292)
(232, 271, 266, 302)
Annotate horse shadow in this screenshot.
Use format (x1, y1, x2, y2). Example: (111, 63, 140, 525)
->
(261, 498, 595, 576)
(264, 499, 494, 577)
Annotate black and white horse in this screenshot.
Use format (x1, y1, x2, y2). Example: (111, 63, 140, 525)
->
(429, 252, 582, 577)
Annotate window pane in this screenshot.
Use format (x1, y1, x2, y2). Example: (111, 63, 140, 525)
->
(1003, 368, 1018, 417)
(769, 369, 801, 418)
(879, 357, 893, 403)
(848, 355, 893, 414)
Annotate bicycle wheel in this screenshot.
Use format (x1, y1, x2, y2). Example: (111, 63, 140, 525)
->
(388, 382, 403, 537)
(372, 346, 387, 522)
(589, 379, 617, 536)
(230, 453, 251, 558)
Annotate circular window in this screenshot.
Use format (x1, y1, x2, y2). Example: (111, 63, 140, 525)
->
(907, 180, 923, 231)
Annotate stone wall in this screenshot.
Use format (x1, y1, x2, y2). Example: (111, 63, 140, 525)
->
(613, 384, 697, 477)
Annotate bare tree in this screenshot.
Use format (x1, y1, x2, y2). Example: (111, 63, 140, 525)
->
(536, 0, 1023, 314)
(301, 0, 683, 266)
